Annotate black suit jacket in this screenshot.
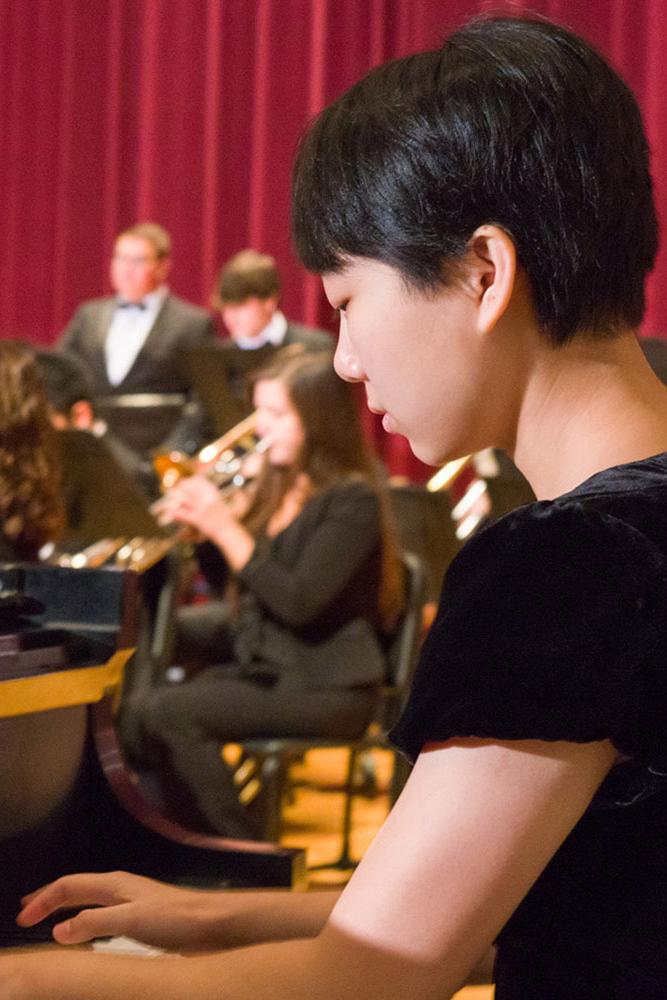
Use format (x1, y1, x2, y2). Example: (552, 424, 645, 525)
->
(59, 293, 216, 397)
(233, 480, 387, 690)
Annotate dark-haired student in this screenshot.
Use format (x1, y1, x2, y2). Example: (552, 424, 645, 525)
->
(168, 250, 334, 451)
(7, 15, 667, 1000)
(213, 249, 332, 356)
(0, 341, 64, 560)
(121, 350, 403, 840)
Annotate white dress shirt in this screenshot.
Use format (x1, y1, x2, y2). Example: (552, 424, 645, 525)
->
(105, 286, 168, 386)
(233, 310, 288, 351)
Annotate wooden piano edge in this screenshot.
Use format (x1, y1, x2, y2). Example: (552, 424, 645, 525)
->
(0, 649, 132, 718)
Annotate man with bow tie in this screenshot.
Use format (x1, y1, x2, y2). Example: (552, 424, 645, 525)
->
(58, 222, 215, 452)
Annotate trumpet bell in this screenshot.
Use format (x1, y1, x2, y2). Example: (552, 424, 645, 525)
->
(153, 412, 261, 495)
(153, 451, 194, 492)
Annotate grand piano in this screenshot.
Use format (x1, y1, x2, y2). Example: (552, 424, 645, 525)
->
(0, 560, 305, 944)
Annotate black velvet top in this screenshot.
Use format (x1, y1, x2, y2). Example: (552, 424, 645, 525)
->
(390, 452, 667, 998)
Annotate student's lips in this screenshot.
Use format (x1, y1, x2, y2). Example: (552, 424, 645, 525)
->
(367, 402, 398, 433)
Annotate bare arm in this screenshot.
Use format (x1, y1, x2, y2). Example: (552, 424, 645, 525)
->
(3, 736, 616, 999)
(17, 877, 340, 952)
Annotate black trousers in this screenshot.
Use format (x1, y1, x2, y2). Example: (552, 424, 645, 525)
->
(124, 666, 377, 840)
(172, 600, 235, 668)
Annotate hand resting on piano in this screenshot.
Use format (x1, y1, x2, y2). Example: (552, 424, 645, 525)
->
(17, 871, 339, 953)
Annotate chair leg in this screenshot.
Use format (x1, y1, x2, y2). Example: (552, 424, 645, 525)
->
(257, 754, 290, 842)
(338, 746, 359, 867)
(309, 747, 359, 871)
(354, 749, 379, 798)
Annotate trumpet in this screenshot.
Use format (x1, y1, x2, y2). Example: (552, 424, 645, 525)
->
(150, 415, 269, 526)
(153, 413, 259, 493)
(39, 418, 268, 574)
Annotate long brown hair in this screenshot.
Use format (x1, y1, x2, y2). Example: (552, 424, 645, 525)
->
(243, 350, 404, 629)
(0, 341, 64, 558)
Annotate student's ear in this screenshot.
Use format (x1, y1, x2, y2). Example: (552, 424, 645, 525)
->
(467, 225, 517, 335)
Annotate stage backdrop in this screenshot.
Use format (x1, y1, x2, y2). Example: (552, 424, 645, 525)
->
(1, 0, 666, 476)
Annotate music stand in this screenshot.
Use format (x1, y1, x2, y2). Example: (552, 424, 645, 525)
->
(389, 485, 461, 603)
(56, 429, 160, 550)
(95, 393, 188, 454)
(182, 342, 280, 436)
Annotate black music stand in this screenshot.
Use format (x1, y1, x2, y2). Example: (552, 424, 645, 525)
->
(389, 485, 461, 603)
(182, 342, 279, 436)
(640, 335, 667, 386)
(56, 428, 160, 551)
(483, 449, 536, 521)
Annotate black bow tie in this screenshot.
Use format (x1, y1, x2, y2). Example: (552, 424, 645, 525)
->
(117, 299, 147, 310)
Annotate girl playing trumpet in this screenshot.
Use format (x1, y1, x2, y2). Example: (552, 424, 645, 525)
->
(122, 348, 403, 839)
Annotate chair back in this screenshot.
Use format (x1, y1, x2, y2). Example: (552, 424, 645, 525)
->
(377, 551, 426, 731)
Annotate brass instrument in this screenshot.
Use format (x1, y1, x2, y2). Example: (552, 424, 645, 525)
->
(154, 412, 259, 492)
(150, 413, 269, 531)
(44, 417, 267, 573)
(425, 452, 491, 541)
(47, 535, 176, 573)
(425, 455, 472, 493)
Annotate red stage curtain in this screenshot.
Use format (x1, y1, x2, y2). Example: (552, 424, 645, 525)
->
(1, 0, 666, 477)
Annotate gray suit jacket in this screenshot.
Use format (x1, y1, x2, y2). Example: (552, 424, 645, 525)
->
(59, 293, 216, 397)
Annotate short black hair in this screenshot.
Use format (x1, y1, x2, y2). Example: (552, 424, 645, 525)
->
(292, 16, 658, 344)
(212, 250, 281, 307)
(35, 350, 93, 414)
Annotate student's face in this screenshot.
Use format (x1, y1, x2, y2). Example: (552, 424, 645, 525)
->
(221, 296, 278, 341)
(323, 258, 492, 466)
(110, 235, 170, 302)
(253, 377, 305, 466)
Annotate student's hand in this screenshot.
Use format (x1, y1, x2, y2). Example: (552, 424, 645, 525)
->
(17, 872, 339, 954)
(17, 871, 239, 951)
(156, 474, 232, 539)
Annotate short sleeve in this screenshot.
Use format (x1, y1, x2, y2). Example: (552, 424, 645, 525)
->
(390, 500, 667, 764)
